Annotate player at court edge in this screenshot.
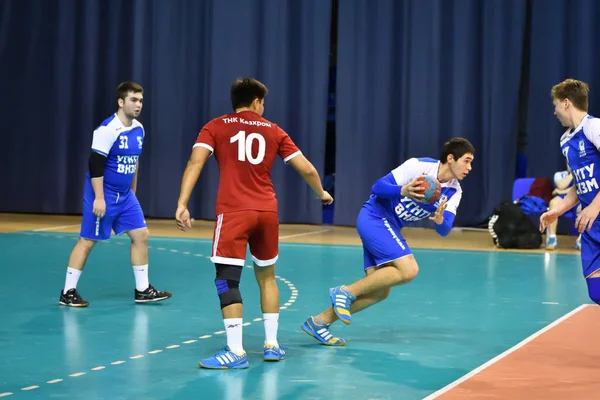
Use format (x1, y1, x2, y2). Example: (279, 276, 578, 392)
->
(60, 81, 172, 307)
(175, 77, 333, 369)
(302, 138, 475, 345)
(540, 78, 600, 306)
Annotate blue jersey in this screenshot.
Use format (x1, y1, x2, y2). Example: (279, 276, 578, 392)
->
(560, 115, 600, 208)
(364, 157, 462, 229)
(87, 114, 145, 193)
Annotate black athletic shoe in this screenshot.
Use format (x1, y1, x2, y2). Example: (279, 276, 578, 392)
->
(59, 289, 89, 307)
(134, 284, 172, 303)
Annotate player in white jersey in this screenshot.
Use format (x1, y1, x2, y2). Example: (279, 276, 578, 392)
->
(540, 79, 600, 305)
(59, 82, 171, 307)
(302, 138, 475, 345)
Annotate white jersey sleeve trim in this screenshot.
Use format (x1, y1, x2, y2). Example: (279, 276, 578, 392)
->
(91, 126, 119, 156)
(445, 185, 462, 215)
(193, 143, 214, 153)
(283, 150, 302, 163)
(391, 158, 420, 185)
(584, 118, 600, 150)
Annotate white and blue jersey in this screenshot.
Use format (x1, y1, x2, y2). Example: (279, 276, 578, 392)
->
(357, 157, 462, 269)
(80, 114, 146, 241)
(87, 114, 145, 193)
(560, 115, 600, 276)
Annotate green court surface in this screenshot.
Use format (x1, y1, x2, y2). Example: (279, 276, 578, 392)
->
(0, 231, 590, 399)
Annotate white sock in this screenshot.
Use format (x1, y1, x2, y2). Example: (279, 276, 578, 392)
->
(263, 313, 279, 346)
(63, 267, 82, 294)
(133, 264, 149, 291)
(224, 318, 244, 355)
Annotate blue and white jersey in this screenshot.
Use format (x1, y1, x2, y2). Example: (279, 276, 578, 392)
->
(560, 115, 600, 208)
(87, 114, 145, 192)
(365, 157, 462, 228)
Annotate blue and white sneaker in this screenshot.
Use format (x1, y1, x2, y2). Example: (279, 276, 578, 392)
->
(545, 236, 557, 250)
(198, 346, 249, 369)
(264, 344, 286, 361)
(330, 285, 356, 325)
(301, 317, 345, 346)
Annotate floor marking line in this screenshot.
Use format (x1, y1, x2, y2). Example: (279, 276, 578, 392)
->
(279, 229, 330, 240)
(7, 233, 298, 395)
(32, 224, 80, 232)
(423, 304, 591, 399)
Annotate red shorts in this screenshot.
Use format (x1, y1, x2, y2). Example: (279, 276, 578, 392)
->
(210, 210, 279, 267)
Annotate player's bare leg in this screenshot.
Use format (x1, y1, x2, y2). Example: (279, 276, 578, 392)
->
(346, 255, 419, 298)
(68, 238, 97, 271)
(254, 263, 280, 314)
(327, 255, 418, 325)
(128, 227, 149, 266)
(545, 196, 561, 250)
(302, 267, 393, 345)
(127, 228, 171, 303)
(254, 263, 285, 361)
(314, 267, 391, 325)
(198, 263, 249, 369)
(60, 238, 97, 307)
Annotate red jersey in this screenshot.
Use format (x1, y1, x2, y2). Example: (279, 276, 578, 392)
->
(194, 111, 301, 215)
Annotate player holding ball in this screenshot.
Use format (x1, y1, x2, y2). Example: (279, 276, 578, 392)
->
(302, 137, 475, 346)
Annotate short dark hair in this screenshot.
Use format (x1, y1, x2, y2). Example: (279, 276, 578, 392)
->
(230, 78, 268, 110)
(116, 81, 144, 102)
(439, 137, 475, 164)
(551, 78, 589, 112)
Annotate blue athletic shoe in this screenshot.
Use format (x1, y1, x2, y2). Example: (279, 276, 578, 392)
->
(198, 346, 249, 369)
(545, 236, 557, 250)
(330, 285, 356, 325)
(264, 344, 286, 361)
(301, 317, 346, 346)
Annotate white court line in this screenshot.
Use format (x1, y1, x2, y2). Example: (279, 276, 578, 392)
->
(32, 224, 80, 232)
(423, 304, 592, 399)
(7, 232, 299, 396)
(279, 228, 331, 240)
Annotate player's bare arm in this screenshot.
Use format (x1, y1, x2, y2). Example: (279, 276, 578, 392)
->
(131, 161, 139, 194)
(287, 154, 333, 205)
(400, 177, 426, 200)
(428, 198, 448, 225)
(88, 152, 107, 218)
(576, 191, 600, 232)
(175, 146, 212, 230)
(540, 185, 578, 231)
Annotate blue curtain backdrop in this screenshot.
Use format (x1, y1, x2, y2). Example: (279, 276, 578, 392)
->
(526, 0, 600, 178)
(0, 0, 331, 224)
(333, 0, 528, 227)
(3, 0, 600, 228)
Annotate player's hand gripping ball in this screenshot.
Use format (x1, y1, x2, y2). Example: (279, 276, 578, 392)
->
(414, 175, 441, 204)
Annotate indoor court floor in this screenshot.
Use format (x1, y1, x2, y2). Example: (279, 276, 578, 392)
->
(0, 214, 598, 399)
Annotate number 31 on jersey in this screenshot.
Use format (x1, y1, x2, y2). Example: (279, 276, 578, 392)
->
(231, 130, 266, 165)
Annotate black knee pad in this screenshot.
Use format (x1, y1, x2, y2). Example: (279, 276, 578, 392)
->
(214, 264, 243, 308)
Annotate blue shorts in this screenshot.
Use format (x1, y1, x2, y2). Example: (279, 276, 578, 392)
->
(356, 206, 412, 270)
(581, 228, 600, 278)
(80, 180, 146, 241)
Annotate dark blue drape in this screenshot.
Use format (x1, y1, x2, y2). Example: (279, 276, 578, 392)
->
(526, 0, 600, 178)
(333, 0, 527, 227)
(0, 0, 331, 224)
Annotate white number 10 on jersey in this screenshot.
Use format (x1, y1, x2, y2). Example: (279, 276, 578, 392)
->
(230, 130, 266, 165)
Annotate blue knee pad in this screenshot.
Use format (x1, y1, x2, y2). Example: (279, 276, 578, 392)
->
(586, 277, 600, 305)
(215, 264, 243, 308)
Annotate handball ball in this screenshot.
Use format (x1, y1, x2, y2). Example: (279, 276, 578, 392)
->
(415, 175, 441, 204)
